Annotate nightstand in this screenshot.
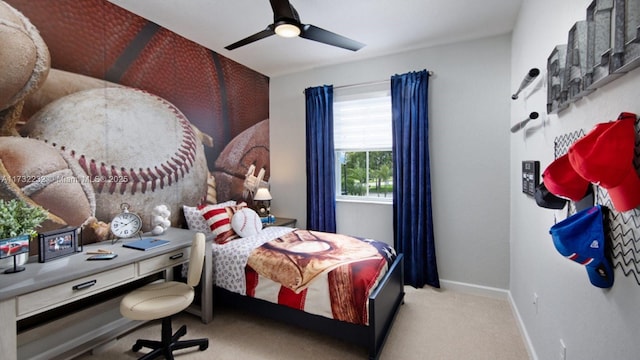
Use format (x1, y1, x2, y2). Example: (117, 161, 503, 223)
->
(264, 217, 297, 228)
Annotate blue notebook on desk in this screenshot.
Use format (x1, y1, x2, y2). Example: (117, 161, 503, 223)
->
(123, 238, 170, 251)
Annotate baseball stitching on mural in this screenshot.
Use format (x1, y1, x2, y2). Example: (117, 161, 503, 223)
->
(24, 88, 199, 196)
(65, 115, 194, 195)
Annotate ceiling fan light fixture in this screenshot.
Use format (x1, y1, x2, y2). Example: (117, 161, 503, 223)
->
(275, 22, 300, 37)
(225, 0, 364, 51)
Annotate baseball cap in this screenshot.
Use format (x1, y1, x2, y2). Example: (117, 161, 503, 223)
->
(542, 154, 591, 202)
(549, 205, 614, 288)
(534, 181, 567, 209)
(568, 112, 640, 212)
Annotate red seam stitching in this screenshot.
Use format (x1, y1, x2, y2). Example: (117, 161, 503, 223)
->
(39, 94, 198, 195)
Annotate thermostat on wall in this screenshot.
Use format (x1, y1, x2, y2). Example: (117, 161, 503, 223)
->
(522, 161, 540, 196)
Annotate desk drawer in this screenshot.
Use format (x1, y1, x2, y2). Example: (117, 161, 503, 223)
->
(17, 265, 135, 317)
(138, 247, 191, 276)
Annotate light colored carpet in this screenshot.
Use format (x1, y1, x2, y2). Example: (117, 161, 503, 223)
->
(75, 287, 530, 360)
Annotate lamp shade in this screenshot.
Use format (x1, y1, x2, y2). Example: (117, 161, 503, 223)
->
(254, 187, 272, 201)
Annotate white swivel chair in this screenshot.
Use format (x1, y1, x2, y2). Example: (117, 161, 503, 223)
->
(120, 232, 209, 360)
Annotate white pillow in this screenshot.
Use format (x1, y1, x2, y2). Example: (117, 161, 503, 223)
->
(183, 200, 236, 232)
(231, 208, 262, 238)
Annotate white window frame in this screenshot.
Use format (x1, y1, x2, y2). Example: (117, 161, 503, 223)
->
(333, 82, 393, 203)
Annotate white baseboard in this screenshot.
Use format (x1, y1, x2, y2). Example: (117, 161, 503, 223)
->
(438, 279, 509, 299)
(438, 279, 537, 360)
(507, 291, 538, 360)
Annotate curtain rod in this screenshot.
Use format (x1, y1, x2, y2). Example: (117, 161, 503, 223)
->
(333, 79, 389, 90)
(304, 70, 434, 94)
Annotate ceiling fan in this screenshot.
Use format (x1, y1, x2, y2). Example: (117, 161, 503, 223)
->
(225, 0, 365, 51)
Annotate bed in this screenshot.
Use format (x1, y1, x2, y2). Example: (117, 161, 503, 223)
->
(210, 225, 405, 360)
(181, 202, 405, 359)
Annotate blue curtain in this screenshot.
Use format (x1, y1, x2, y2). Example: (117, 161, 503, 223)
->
(391, 70, 440, 288)
(304, 85, 337, 232)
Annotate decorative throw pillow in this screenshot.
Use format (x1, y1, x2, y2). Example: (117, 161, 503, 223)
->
(231, 208, 262, 238)
(183, 205, 209, 232)
(183, 201, 236, 232)
(200, 202, 246, 244)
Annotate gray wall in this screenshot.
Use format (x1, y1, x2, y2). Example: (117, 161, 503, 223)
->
(510, 0, 640, 359)
(269, 34, 512, 291)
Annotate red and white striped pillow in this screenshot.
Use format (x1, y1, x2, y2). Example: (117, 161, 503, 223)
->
(199, 202, 247, 244)
(183, 200, 237, 232)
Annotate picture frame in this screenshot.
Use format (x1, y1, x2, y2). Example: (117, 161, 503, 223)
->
(38, 227, 78, 263)
(0, 234, 30, 260)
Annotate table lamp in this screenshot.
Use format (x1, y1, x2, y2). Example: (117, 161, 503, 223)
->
(253, 187, 272, 218)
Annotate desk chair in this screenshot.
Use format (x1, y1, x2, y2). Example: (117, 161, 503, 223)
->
(120, 232, 209, 360)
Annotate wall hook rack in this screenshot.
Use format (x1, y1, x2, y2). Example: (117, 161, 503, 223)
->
(510, 112, 539, 133)
(555, 129, 640, 286)
(512, 68, 540, 100)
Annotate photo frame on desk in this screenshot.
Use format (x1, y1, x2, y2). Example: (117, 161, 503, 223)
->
(38, 227, 78, 263)
(0, 235, 30, 260)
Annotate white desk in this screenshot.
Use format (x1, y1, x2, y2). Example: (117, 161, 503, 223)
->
(0, 227, 213, 360)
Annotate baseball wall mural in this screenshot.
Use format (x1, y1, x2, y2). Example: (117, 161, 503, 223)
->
(0, 0, 270, 254)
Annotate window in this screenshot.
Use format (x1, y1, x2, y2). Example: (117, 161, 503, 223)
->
(334, 83, 393, 202)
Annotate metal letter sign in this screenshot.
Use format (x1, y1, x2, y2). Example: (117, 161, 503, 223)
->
(547, 0, 640, 114)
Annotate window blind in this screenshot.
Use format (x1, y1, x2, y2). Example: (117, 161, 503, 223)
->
(333, 90, 392, 151)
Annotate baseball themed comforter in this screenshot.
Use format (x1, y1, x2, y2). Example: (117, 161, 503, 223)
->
(212, 226, 396, 325)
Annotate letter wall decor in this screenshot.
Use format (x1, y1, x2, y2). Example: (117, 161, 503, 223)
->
(547, 0, 640, 114)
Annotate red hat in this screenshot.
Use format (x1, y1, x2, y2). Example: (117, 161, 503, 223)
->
(542, 154, 590, 202)
(568, 112, 640, 212)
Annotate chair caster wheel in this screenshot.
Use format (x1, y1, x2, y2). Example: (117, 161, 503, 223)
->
(132, 343, 142, 352)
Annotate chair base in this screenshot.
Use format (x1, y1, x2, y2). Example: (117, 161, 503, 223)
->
(131, 316, 208, 360)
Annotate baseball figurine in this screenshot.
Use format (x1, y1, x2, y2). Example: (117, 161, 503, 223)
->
(151, 204, 171, 235)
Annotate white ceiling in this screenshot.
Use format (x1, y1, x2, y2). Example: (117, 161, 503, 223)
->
(107, 0, 522, 77)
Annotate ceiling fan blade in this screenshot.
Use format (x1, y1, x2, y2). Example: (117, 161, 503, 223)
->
(225, 27, 275, 50)
(269, 0, 298, 21)
(300, 24, 365, 51)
